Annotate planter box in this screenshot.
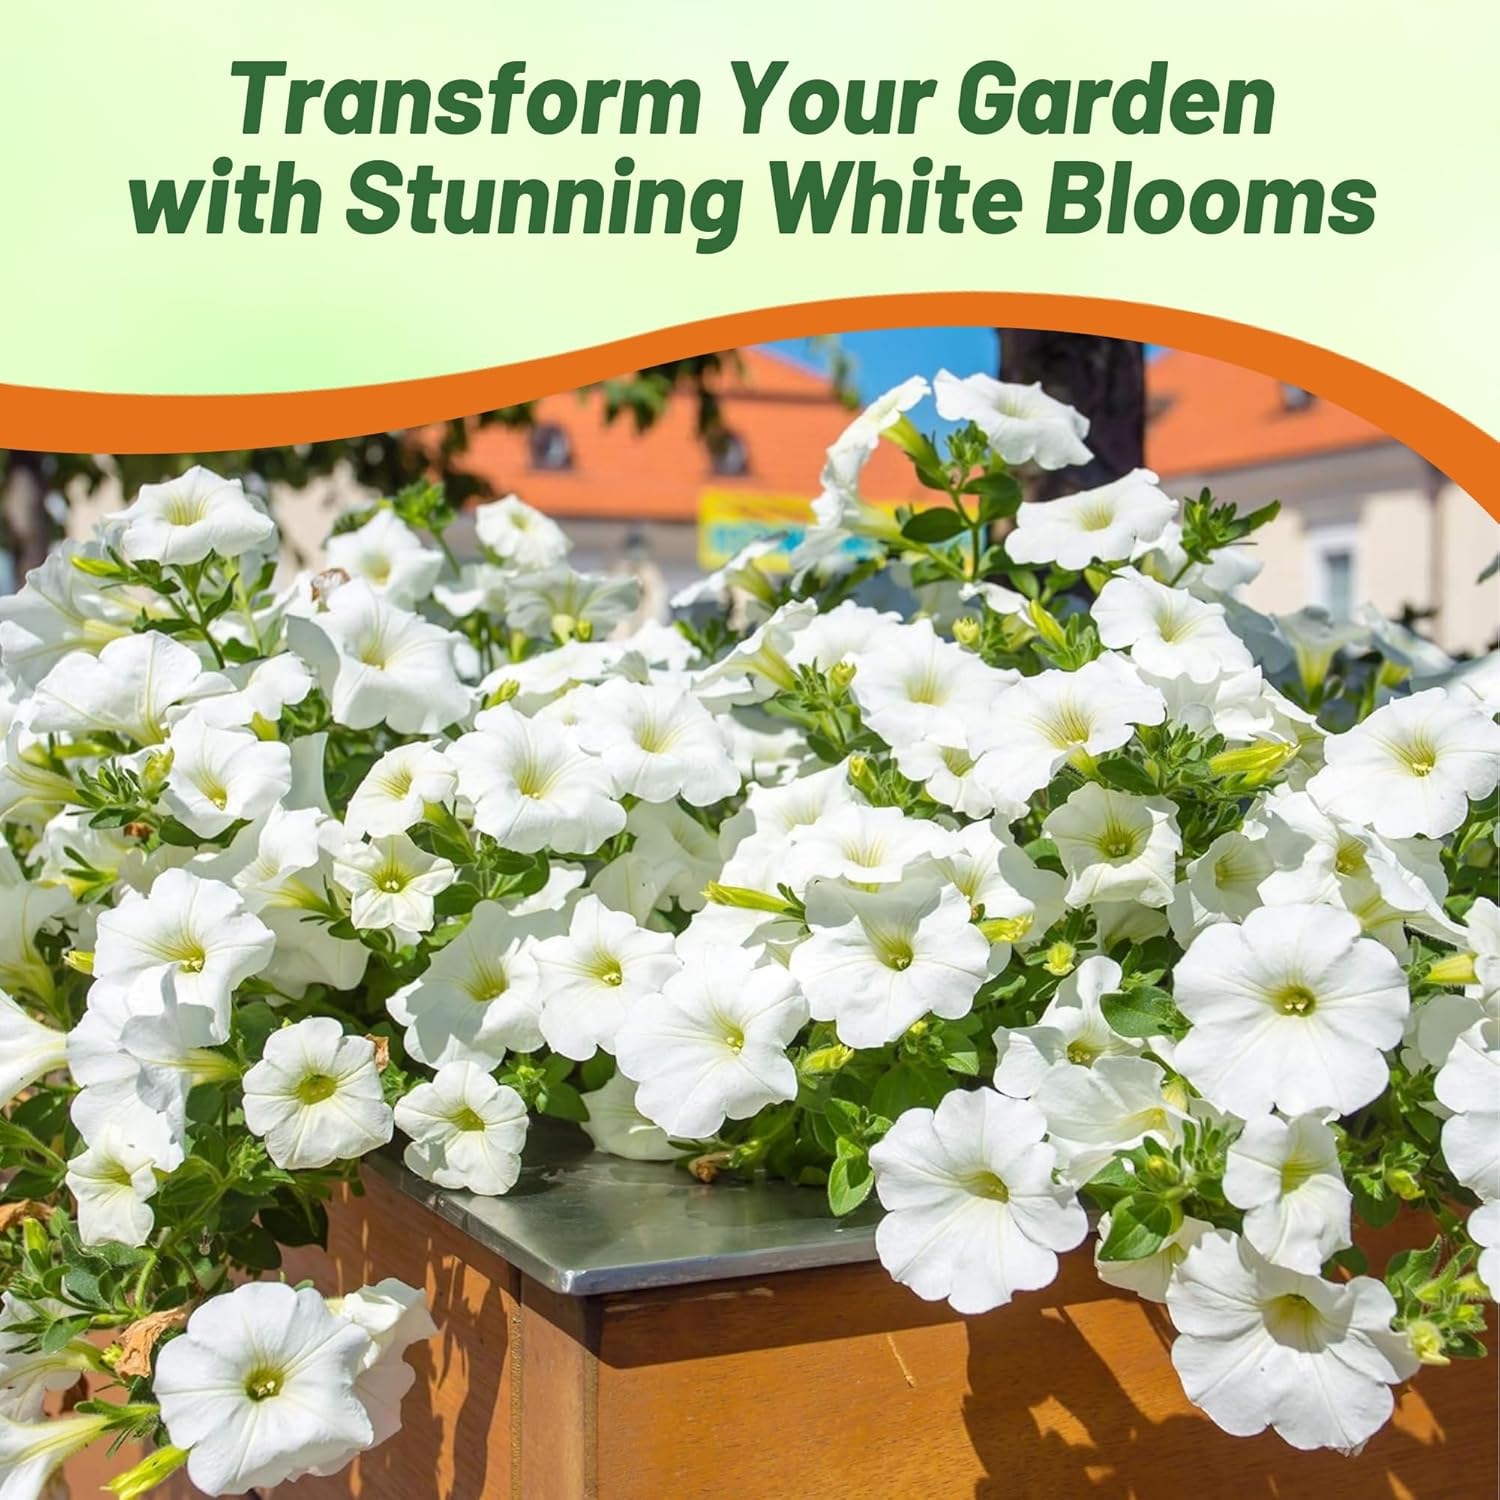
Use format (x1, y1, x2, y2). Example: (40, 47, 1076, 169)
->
(155, 1123, 1493, 1500)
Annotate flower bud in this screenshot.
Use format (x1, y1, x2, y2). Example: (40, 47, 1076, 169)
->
(1405, 1319, 1450, 1366)
(800, 1044, 854, 1076)
(63, 949, 95, 976)
(828, 659, 858, 694)
(1026, 600, 1068, 649)
(1385, 1167, 1424, 1202)
(1043, 941, 1076, 977)
(105, 1446, 192, 1499)
(1426, 951, 1478, 987)
(952, 616, 982, 650)
(703, 882, 795, 914)
(1208, 740, 1298, 786)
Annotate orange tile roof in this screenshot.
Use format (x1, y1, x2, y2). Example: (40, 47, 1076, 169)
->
(446, 348, 927, 522)
(1146, 348, 1390, 478)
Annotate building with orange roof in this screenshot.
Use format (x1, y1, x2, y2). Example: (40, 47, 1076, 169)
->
(1147, 350, 1497, 651)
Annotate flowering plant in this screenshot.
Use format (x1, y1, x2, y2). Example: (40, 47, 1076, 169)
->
(2, 373, 1498, 1493)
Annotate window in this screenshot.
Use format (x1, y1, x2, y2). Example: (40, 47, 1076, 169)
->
(528, 423, 573, 471)
(710, 431, 750, 477)
(1306, 523, 1360, 619)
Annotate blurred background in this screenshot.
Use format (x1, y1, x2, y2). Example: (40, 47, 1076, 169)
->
(2, 327, 1495, 651)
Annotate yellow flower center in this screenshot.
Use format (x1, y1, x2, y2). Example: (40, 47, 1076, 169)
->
(295, 1073, 339, 1105)
(243, 1365, 284, 1402)
(1272, 983, 1318, 1016)
(968, 1170, 1011, 1202)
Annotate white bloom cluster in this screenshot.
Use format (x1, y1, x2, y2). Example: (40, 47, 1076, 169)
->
(0, 391, 1496, 1489)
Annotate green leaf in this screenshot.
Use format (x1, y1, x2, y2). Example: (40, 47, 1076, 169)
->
(964, 471, 1023, 523)
(41, 1315, 92, 1355)
(1101, 985, 1181, 1040)
(1097, 1196, 1179, 1261)
(823, 1097, 865, 1140)
(259, 1198, 330, 1251)
(827, 1152, 874, 1216)
(540, 1081, 589, 1124)
(941, 1046, 980, 1076)
(1095, 754, 1160, 797)
(226, 1224, 283, 1271)
(870, 1065, 948, 1121)
(900, 507, 967, 544)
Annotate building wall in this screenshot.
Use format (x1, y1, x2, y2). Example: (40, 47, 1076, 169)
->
(1160, 443, 1499, 654)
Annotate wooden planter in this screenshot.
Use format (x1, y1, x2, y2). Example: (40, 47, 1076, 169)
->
(144, 1125, 1493, 1500)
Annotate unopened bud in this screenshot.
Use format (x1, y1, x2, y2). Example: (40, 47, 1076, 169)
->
(1026, 600, 1068, 649)
(703, 882, 795, 914)
(140, 749, 174, 793)
(63, 949, 94, 976)
(1385, 1167, 1424, 1202)
(800, 1044, 854, 1076)
(1406, 1319, 1450, 1366)
(1209, 739, 1299, 786)
(1426, 951, 1479, 987)
(484, 677, 521, 709)
(828, 659, 857, 693)
(1043, 941, 1076, 977)
(105, 1445, 192, 1499)
(979, 914, 1032, 944)
(952, 616, 982, 650)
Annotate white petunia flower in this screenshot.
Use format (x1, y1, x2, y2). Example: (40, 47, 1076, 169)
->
(290, 581, 471, 733)
(933, 371, 1092, 469)
(385, 900, 562, 1068)
(869, 1088, 1087, 1314)
(993, 956, 1146, 1099)
(332, 834, 456, 942)
(614, 946, 807, 1140)
(64, 1124, 160, 1247)
(1095, 1214, 1211, 1303)
(1092, 571, 1253, 684)
(1470, 1202, 1499, 1298)
(242, 1018, 393, 1170)
(790, 875, 990, 1048)
(26, 632, 221, 745)
(394, 1061, 529, 1197)
(1166, 1230, 1419, 1452)
(613, 800, 726, 916)
(1307, 688, 1500, 839)
(932, 819, 1054, 953)
(1005, 470, 1176, 571)
(783, 804, 954, 892)
(784, 600, 903, 675)
(0, 990, 66, 1108)
(1222, 1111, 1352, 1274)
(314, 1280, 436, 1469)
(1167, 828, 1274, 945)
(895, 735, 1021, 819)
(473, 494, 571, 570)
(1173, 904, 1408, 1117)
(848, 619, 1014, 752)
(189, 653, 314, 731)
(529, 896, 681, 1060)
(67, 977, 225, 1159)
(0, 1410, 116, 1500)
(573, 679, 740, 806)
(1258, 786, 1452, 957)
(976, 655, 1165, 804)
(1435, 1018, 1500, 1201)
(153, 1280, 375, 1494)
(580, 1070, 678, 1161)
(196, 806, 368, 999)
(161, 716, 293, 837)
(693, 600, 818, 706)
(505, 567, 640, 643)
(325, 509, 443, 607)
(1034, 1053, 1187, 1185)
(91, 869, 274, 1042)
(823, 376, 930, 490)
(110, 467, 275, 565)
(344, 743, 458, 839)
(740, 760, 857, 843)
(0, 1294, 98, 1421)
(448, 705, 624, 854)
(1271, 607, 1370, 699)
(0, 544, 134, 688)
(1043, 784, 1181, 909)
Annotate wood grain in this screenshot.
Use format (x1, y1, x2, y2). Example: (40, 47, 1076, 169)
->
(110, 1172, 1500, 1500)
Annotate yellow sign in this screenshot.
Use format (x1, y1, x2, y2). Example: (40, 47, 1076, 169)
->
(697, 489, 897, 571)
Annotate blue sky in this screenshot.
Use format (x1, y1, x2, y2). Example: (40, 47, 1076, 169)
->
(763, 327, 998, 433)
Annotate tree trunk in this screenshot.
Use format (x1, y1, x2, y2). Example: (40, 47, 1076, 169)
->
(997, 332, 1146, 499)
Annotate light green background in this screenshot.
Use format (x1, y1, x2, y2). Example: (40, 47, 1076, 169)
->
(2, 1, 1496, 438)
